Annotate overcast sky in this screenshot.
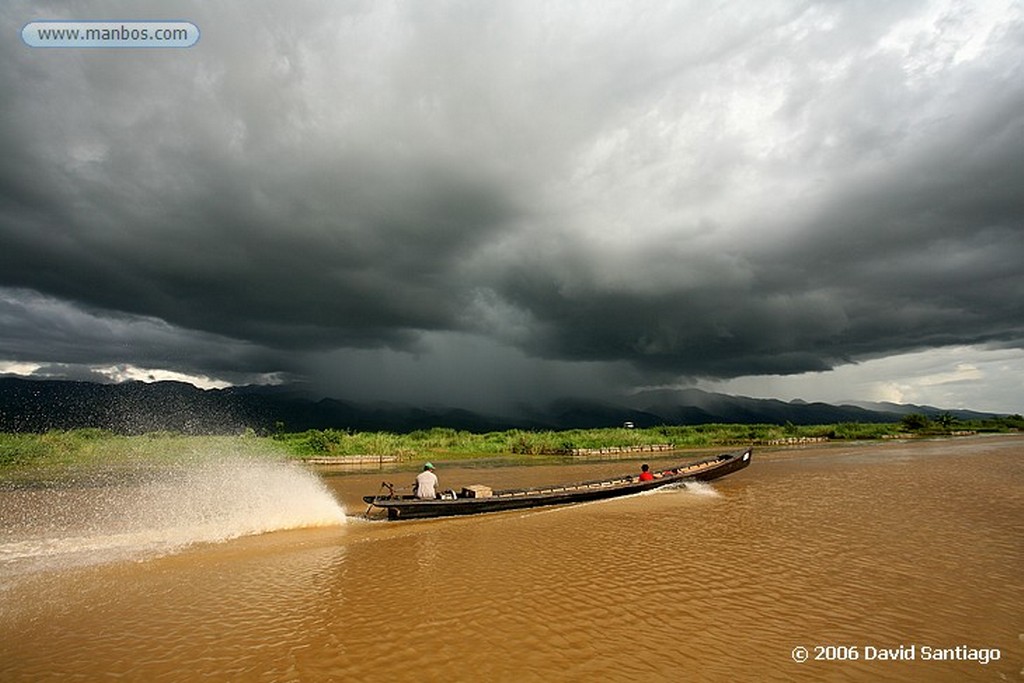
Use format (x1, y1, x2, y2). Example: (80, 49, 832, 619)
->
(1, 0, 1022, 414)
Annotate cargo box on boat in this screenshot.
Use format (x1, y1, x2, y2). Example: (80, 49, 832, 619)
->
(461, 485, 493, 498)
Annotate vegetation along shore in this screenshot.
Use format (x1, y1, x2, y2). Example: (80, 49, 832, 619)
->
(1, 413, 1020, 473)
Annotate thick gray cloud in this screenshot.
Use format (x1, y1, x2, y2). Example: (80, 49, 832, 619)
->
(1, 1, 1022, 409)
(0, 288, 292, 385)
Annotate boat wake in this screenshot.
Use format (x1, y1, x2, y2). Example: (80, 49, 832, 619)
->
(510, 479, 723, 519)
(679, 480, 720, 497)
(0, 454, 345, 579)
(635, 479, 721, 498)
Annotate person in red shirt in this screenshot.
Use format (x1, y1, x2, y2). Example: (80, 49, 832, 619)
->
(638, 463, 654, 481)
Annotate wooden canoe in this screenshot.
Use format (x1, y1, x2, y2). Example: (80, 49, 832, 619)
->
(363, 447, 752, 520)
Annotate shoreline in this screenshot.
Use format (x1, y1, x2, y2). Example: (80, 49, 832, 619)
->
(1, 429, 1020, 479)
(323, 432, 1024, 478)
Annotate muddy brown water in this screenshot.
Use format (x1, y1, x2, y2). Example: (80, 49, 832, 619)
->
(1, 436, 1021, 681)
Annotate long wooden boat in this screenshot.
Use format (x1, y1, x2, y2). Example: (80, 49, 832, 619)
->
(363, 447, 752, 520)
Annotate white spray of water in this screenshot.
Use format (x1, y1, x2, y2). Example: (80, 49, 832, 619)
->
(0, 455, 345, 578)
(680, 480, 720, 497)
(639, 479, 721, 498)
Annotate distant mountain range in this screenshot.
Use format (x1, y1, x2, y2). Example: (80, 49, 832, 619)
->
(0, 376, 1002, 435)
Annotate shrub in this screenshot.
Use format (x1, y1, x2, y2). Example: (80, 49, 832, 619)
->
(900, 413, 931, 431)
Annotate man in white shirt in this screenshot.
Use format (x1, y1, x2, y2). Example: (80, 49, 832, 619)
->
(414, 462, 438, 499)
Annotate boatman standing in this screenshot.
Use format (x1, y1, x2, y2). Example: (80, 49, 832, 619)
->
(414, 462, 439, 499)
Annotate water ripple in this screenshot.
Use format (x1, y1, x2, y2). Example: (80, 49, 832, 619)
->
(2, 438, 1021, 682)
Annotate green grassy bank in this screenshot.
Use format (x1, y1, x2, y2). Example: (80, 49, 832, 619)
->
(1, 414, 1020, 471)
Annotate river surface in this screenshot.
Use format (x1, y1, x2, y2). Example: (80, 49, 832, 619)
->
(1, 435, 1021, 682)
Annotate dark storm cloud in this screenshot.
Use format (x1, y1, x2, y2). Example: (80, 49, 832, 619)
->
(460, 1, 1024, 378)
(0, 288, 293, 384)
(0, 16, 519, 350)
(1, 0, 1022, 397)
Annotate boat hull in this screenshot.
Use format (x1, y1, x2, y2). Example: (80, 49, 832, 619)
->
(363, 448, 752, 520)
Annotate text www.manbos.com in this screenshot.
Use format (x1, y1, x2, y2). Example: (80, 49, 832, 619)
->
(22, 21, 200, 48)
